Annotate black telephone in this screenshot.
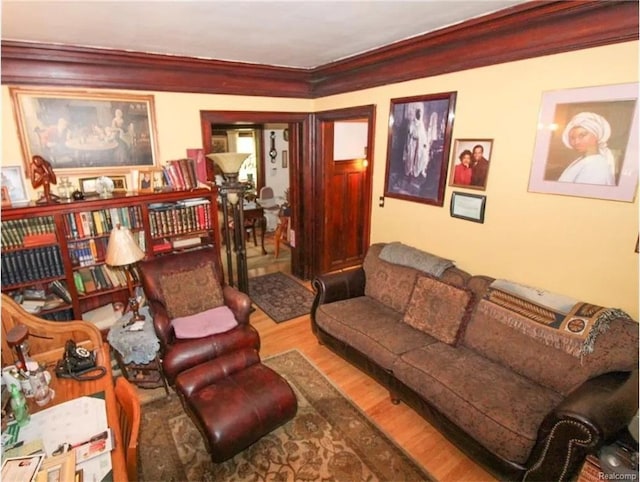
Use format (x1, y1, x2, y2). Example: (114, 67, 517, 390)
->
(55, 340, 106, 381)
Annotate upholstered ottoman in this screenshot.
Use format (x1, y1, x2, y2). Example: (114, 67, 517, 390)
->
(175, 348, 297, 463)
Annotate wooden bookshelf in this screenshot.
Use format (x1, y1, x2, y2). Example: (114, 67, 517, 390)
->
(1, 188, 221, 320)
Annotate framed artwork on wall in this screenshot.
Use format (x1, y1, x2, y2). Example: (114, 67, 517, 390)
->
(450, 191, 486, 223)
(10, 87, 159, 177)
(448, 139, 493, 190)
(1, 165, 29, 206)
(384, 92, 457, 206)
(528, 82, 638, 202)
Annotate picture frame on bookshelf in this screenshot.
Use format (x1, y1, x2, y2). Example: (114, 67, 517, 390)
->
(138, 170, 153, 192)
(152, 169, 166, 191)
(111, 175, 127, 193)
(79, 177, 99, 195)
(1, 165, 30, 206)
(10, 87, 160, 177)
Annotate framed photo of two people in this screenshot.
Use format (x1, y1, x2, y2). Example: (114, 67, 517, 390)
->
(528, 82, 638, 202)
(384, 92, 457, 206)
(448, 139, 493, 190)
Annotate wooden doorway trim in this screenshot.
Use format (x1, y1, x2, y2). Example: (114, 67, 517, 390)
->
(200, 110, 314, 280)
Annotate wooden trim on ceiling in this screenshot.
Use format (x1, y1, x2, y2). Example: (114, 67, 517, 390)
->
(1, 1, 637, 98)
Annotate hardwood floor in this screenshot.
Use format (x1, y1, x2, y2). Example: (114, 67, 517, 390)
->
(246, 244, 496, 482)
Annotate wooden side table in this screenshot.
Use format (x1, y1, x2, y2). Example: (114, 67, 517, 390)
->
(107, 306, 169, 394)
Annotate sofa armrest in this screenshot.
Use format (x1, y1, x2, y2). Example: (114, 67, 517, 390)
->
(311, 267, 366, 318)
(223, 285, 251, 324)
(524, 370, 638, 481)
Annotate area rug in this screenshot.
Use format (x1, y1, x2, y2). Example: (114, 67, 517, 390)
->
(139, 349, 434, 482)
(248, 272, 315, 323)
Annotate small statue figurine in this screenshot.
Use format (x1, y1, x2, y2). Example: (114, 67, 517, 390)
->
(30, 155, 59, 204)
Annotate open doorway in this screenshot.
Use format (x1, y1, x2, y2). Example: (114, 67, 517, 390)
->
(200, 110, 313, 280)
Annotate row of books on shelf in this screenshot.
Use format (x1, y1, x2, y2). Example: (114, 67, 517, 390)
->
(73, 264, 140, 295)
(162, 157, 207, 190)
(63, 206, 143, 240)
(1, 246, 65, 287)
(148, 198, 212, 237)
(69, 231, 145, 267)
(1, 216, 56, 249)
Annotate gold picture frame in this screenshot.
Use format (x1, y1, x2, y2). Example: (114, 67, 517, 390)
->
(10, 87, 160, 177)
(35, 451, 76, 482)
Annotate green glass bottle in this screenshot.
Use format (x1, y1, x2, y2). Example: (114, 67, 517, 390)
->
(10, 384, 30, 427)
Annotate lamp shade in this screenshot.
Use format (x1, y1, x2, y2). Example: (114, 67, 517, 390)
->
(206, 152, 251, 175)
(105, 225, 145, 267)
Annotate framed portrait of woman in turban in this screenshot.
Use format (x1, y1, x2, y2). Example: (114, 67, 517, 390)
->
(528, 82, 638, 202)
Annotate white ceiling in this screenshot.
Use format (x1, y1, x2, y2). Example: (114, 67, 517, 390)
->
(1, 1, 526, 69)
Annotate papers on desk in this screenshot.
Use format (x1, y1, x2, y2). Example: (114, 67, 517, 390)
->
(17, 396, 113, 482)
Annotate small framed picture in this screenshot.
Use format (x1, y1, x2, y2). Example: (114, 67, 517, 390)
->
(282, 150, 288, 168)
(1, 165, 29, 205)
(79, 176, 98, 195)
(450, 191, 486, 223)
(111, 175, 127, 192)
(2, 454, 45, 482)
(138, 169, 153, 192)
(449, 139, 493, 190)
(151, 169, 166, 191)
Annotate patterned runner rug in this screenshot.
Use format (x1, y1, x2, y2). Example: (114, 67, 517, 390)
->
(139, 349, 434, 481)
(248, 272, 315, 323)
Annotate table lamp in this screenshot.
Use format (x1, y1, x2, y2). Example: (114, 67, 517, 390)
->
(105, 224, 145, 322)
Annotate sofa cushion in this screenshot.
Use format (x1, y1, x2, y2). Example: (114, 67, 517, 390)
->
(392, 343, 563, 464)
(172, 306, 238, 339)
(315, 296, 437, 370)
(403, 275, 474, 345)
(159, 264, 224, 319)
(363, 245, 418, 313)
(462, 299, 639, 395)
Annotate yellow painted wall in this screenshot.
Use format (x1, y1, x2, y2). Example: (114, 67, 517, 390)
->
(2, 41, 638, 317)
(316, 41, 639, 319)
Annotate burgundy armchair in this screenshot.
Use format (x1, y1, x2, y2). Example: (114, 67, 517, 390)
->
(138, 247, 260, 385)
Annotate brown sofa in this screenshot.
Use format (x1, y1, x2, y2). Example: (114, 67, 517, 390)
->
(311, 243, 638, 481)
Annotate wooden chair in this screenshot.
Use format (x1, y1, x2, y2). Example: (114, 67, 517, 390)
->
(115, 376, 141, 482)
(1, 293, 104, 367)
(274, 214, 290, 259)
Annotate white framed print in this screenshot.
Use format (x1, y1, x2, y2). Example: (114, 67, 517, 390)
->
(528, 82, 638, 202)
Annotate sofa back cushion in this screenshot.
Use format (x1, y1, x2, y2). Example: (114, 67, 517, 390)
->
(363, 244, 419, 313)
(363, 243, 471, 314)
(403, 275, 475, 345)
(463, 281, 639, 394)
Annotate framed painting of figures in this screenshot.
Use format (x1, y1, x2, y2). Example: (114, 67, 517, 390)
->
(384, 92, 457, 206)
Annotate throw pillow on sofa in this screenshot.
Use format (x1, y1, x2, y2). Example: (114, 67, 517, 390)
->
(172, 306, 238, 339)
(159, 264, 225, 318)
(403, 275, 475, 345)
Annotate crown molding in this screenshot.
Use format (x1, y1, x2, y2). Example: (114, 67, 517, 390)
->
(1, 0, 637, 98)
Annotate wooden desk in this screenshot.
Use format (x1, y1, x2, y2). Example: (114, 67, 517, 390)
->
(31, 343, 127, 481)
(1, 294, 127, 481)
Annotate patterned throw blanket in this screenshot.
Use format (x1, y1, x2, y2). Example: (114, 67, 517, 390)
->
(485, 279, 632, 358)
